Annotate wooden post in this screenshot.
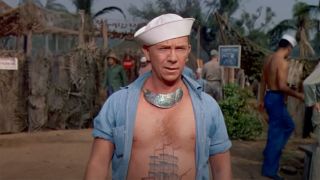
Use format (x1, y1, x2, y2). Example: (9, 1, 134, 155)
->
(78, 10, 85, 49)
(102, 20, 108, 50)
(26, 30, 32, 56)
(15, 36, 21, 51)
(55, 35, 58, 53)
(229, 68, 235, 83)
(45, 34, 50, 55)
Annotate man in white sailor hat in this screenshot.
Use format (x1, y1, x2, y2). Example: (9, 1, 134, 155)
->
(85, 13, 232, 180)
(259, 34, 304, 179)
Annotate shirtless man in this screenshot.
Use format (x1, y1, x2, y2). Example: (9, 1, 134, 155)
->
(259, 34, 304, 180)
(84, 13, 232, 180)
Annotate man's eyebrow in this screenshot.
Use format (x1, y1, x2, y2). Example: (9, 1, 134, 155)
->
(157, 45, 171, 48)
(176, 45, 188, 47)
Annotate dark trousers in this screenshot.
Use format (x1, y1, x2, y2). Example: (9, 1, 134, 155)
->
(262, 91, 295, 176)
(303, 106, 314, 138)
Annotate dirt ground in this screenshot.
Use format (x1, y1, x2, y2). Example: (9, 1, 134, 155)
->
(0, 129, 315, 180)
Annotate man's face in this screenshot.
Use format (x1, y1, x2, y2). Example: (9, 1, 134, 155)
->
(142, 36, 191, 83)
(107, 57, 115, 66)
(285, 46, 293, 58)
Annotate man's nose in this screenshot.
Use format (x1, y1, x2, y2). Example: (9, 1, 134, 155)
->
(168, 49, 178, 63)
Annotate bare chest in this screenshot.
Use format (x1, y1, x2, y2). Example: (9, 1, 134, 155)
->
(133, 92, 196, 150)
(127, 90, 197, 179)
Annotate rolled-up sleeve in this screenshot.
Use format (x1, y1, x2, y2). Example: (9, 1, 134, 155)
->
(92, 99, 115, 143)
(208, 101, 232, 156)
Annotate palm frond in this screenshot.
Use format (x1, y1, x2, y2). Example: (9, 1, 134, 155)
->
(93, 6, 126, 19)
(267, 19, 296, 37)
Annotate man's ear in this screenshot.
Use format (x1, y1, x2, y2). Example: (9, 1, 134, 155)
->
(142, 45, 150, 61)
(188, 44, 191, 55)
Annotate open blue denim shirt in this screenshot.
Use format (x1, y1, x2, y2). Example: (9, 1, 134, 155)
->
(93, 71, 232, 179)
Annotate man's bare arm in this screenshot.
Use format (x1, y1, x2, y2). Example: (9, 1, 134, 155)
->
(258, 55, 271, 109)
(209, 151, 232, 180)
(258, 73, 266, 109)
(84, 138, 114, 180)
(277, 60, 304, 100)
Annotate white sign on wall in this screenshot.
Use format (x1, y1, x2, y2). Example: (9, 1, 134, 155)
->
(0, 57, 18, 70)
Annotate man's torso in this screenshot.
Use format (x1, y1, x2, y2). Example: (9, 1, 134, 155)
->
(107, 65, 124, 88)
(263, 53, 287, 91)
(203, 61, 222, 82)
(127, 83, 196, 179)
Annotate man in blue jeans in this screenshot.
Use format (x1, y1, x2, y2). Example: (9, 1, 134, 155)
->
(259, 34, 304, 180)
(85, 13, 232, 180)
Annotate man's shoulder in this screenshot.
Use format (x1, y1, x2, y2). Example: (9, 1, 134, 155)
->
(107, 88, 129, 102)
(200, 91, 220, 107)
(273, 55, 288, 68)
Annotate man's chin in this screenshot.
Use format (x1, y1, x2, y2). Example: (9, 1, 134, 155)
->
(162, 76, 182, 85)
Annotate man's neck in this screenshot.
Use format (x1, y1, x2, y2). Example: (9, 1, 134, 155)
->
(275, 49, 289, 60)
(144, 74, 184, 94)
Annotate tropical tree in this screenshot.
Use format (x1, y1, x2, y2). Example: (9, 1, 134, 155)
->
(233, 6, 275, 48)
(45, 0, 69, 12)
(268, 2, 319, 57)
(72, 0, 125, 24)
(202, 0, 241, 53)
(72, 0, 126, 43)
(129, 0, 203, 23)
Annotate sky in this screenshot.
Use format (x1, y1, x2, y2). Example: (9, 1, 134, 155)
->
(3, 0, 320, 29)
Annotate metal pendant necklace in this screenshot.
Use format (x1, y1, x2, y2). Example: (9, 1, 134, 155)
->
(143, 87, 183, 109)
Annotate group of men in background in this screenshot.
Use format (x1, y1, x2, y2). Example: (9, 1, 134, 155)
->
(103, 48, 248, 102)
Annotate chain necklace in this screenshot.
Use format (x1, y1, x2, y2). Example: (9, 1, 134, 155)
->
(143, 87, 183, 109)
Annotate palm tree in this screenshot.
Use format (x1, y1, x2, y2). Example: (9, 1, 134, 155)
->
(72, 0, 126, 44)
(128, 0, 202, 22)
(72, 0, 125, 25)
(268, 2, 319, 57)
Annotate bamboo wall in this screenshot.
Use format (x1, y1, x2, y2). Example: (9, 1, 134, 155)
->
(0, 49, 105, 133)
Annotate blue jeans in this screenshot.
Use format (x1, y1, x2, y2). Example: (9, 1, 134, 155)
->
(262, 91, 295, 176)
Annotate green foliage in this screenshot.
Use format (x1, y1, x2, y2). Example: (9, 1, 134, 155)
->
(128, 0, 203, 22)
(219, 84, 263, 140)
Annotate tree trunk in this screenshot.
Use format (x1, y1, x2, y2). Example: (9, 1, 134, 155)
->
(26, 30, 32, 56)
(102, 20, 108, 50)
(78, 10, 85, 49)
(55, 35, 58, 53)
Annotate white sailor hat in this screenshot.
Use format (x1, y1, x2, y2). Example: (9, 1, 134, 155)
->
(140, 56, 147, 63)
(210, 49, 219, 56)
(134, 13, 195, 46)
(281, 34, 297, 47)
